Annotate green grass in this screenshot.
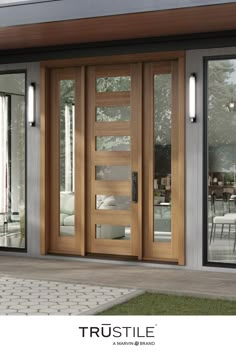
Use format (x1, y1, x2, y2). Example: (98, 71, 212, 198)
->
(98, 293, 236, 315)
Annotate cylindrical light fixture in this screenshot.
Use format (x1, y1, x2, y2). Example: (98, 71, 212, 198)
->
(189, 73, 196, 123)
(228, 100, 236, 112)
(28, 83, 35, 126)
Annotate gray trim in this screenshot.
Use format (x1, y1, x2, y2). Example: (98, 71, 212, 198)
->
(0, 0, 235, 27)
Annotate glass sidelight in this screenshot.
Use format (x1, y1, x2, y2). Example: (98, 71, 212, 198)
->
(0, 73, 25, 249)
(59, 80, 75, 237)
(48, 68, 84, 255)
(143, 60, 185, 263)
(153, 74, 172, 243)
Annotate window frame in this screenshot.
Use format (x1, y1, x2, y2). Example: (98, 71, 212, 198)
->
(203, 54, 236, 269)
(0, 69, 27, 253)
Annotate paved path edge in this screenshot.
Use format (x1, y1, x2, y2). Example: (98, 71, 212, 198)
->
(82, 289, 145, 315)
(146, 289, 236, 301)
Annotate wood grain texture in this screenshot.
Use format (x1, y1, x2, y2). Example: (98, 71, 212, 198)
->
(48, 67, 85, 255)
(130, 63, 142, 259)
(41, 54, 184, 262)
(42, 51, 184, 68)
(143, 58, 185, 263)
(177, 56, 186, 266)
(76, 66, 86, 256)
(94, 151, 130, 165)
(94, 181, 130, 195)
(96, 92, 130, 106)
(94, 122, 130, 136)
(143, 62, 153, 259)
(2, 4, 236, 50)
(86, 63, 140, 256)
(171, 60, 179, 261)
(40, 66, 48, 255)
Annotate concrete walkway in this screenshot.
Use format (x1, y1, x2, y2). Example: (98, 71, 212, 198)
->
(0, 276, 140, 315)
(0, 255, 236, 315)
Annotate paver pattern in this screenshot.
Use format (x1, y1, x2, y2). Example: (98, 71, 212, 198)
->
(0, 277, 136, 315)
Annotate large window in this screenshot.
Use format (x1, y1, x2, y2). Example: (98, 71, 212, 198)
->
(0, 73, 26, 249)
(207, 58, 236, 265)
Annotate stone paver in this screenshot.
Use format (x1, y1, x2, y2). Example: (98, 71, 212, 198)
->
(0, 276, 138, 316)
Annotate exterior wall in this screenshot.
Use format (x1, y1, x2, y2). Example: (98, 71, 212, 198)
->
(0, 62, 41, 257)
(0, 42, 236, 271)
(0, 0, 234, 27)
(186, 46, 236, 271)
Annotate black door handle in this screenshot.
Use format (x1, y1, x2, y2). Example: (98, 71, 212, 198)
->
(132, 172, 138, 203)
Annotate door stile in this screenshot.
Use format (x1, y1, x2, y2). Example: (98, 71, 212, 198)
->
(171, 60, 179, 260)
(130, 63, 142, 259)
(75, 66, 86, 256)
(86, 66, 96, 254)
(143, 62, 154, 259)
(49, 68, 60, 252)
(177, 57, 185, 265)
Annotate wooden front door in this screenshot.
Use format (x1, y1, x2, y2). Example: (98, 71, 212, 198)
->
(86, 64, 142, 257)
(45, 55, 184, 263)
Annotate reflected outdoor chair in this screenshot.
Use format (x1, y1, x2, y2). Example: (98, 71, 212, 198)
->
(210, 191, 236, 251)
(210, 192, 233, 243)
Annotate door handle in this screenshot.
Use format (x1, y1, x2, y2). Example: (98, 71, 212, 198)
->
(132, 171, 138, 203)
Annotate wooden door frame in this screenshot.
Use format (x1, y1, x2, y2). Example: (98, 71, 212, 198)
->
(40, 50, 185, 263)
(40, 66, 85, 256)
(143, 59, 185, 264)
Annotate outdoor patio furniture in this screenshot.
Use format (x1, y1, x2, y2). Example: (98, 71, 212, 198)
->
(210, 213, 236, 252)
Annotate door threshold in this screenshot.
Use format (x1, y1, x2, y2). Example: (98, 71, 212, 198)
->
(46, 252, 178, 266)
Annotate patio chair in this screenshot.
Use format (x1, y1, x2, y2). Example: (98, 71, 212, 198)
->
(209, 192, 232, 243)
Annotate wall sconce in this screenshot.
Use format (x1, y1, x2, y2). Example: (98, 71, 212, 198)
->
(28, 83, 36, 126)
(227, 99, 236, 112)
(189, 73, 196, 123)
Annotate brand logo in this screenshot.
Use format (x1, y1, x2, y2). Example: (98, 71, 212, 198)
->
(78, 323, 157, 346)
